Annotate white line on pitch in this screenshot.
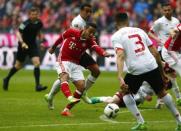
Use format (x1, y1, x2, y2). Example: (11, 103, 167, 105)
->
(0, 120, 175, 129)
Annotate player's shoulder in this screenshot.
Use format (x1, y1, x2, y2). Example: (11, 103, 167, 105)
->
(172, 17, 179, 23)
(72, 15, 85, 24)
(153, 16, 165, 24)
(19, 19, 30, 30)
(71, 15, 85, 28)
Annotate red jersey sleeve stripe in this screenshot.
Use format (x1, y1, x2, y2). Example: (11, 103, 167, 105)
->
(177, 24, 181, 32)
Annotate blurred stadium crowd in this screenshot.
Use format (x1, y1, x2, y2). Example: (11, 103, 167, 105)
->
(0, 0, 180, 34)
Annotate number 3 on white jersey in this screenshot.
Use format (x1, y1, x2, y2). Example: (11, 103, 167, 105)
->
(128, 34, 145, 53)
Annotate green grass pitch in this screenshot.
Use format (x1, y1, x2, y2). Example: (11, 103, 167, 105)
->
(0, 69, 181, 131)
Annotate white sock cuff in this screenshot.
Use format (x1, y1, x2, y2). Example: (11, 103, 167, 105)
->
(75, 90, 82, 95)
(123, 94, 136, 105)
(61, 81, 69, 85)
(87, 74, 97, 83)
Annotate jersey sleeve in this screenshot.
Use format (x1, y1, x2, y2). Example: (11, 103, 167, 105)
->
(71, 19, 84, 30)
(111, 35, 124, 50)
(142, 30, 153, 47)
(150, 20, 160, 33)
(18, 21, 27, 33)
(177, 23, 181, 32)
(89, 39, 106, 56)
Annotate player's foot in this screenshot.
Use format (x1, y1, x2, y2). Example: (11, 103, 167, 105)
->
(36, 85, 47, 92)
(176, 98, 181, 106)
(44, 94, 54, 110)
(67, 96, 80, 103)
(131, 122, 147, 130)
(155, 99, 164, 109)
(90, 97, 101, 104)
(82, 92, 92, 104)
(61, 109, 72, 117)
(3, 78, 9, 91)
(175, 124, 181, 131)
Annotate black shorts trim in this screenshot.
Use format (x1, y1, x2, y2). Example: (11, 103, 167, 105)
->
(80, 52, 97, 68)
(124, 68, 164, 95)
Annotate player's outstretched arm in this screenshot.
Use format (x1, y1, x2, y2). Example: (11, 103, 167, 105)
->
(148, 31, 161, 45)
(148, 45, 168, 82)
(115, 49, 128, 92)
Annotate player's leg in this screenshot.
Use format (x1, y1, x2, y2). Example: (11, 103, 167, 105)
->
(58, 62, 80, 103)
(61, 80, 84, 116)
(162, 48, 181, 105)
(61, 66, 84, 116)
(80, 53, 100, 103)
(147, 68, 181, 130)
(31, 56, 47, 91)
(172, 59, 181, 76)
(123, 73, 146, 130)
(44, 62, 62, 109)
(44, 79, 60, 110)
(3, 46, 25, 90)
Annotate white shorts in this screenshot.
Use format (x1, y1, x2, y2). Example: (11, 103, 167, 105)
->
(55, 61, 84, 82)
(161, 47, 181, 76)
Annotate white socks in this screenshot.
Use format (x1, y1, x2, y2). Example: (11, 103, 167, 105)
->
(48, 79, 61, 99)
(162, 93, 181, 124)
(84, 74, 97, 91)
(171, 78, 181, 99)
(123, 94, 145, 123)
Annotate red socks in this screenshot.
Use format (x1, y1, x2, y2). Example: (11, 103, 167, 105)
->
(61, 82, 72, 98)
(66, 90, 82, 110)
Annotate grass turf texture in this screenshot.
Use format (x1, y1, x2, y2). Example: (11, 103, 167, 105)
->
(0, 69, 181, 131)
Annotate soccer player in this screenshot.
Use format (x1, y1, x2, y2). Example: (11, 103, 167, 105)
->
(3, 7, 47, 92)
(45, 3, 101, 109)
(90, 85, 153, 106)
(162, 23, 181, 76)
(148, 2, 181, 107)
(112, 12, 181, 130)
(48, 23, 112, 116)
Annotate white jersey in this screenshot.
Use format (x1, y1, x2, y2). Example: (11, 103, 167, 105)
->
(111, 27, 158, 75)
(150, 16, 179, 46)
(71, 14, 86, 30)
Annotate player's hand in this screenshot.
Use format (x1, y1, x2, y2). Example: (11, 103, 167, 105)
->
(21, 42, 29, 50)
(119, 77, 128, 93)
(103, 52, 114, 57)
(48, 48, 55, 54)
(161, 73, 169, 86)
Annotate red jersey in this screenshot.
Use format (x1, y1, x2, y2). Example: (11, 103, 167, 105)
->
(53, 28, 106, 64)
(164, 24, 181, 51)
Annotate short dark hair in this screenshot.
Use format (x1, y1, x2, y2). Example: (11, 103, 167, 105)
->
(29, 7, 39, 13)
(161, 2, 171, 7)
(80, 3, 92, 10)
(86, 22, 97, 29)
(115, 12, 128, 23)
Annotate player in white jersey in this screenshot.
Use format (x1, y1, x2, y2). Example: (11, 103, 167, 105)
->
(162, 24, 181, 76)
(111, 12, 181, 131)
(148, 2, 181, 108)
(44, 3, 101, 110)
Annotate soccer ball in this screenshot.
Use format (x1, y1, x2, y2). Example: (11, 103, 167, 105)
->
(104, 103, 120, 118)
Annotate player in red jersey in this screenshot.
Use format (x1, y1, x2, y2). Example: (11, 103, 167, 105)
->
(48, 23, 112, 116)
(162, 23, 181, 76)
